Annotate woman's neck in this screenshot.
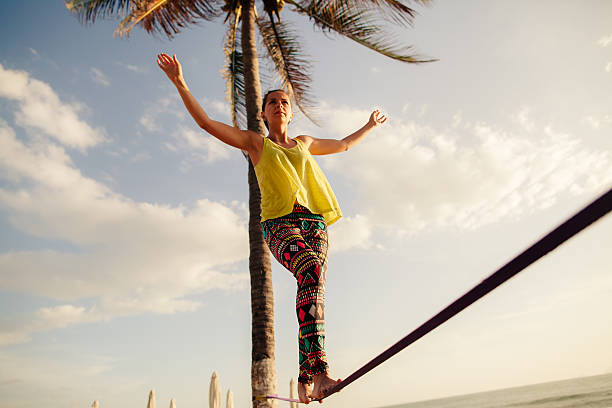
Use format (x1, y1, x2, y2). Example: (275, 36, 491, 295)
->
(267, 123, 291, 144)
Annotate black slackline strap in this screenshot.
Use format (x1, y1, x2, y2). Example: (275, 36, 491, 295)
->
(317, 186, 612, 401)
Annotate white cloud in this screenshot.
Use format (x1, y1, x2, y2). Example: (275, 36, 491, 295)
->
(0, 304, 101, 347)
(209, 100, 231, 117)
(515, 106, 534, 132)
(0, 329, 31, 347)
(138, 94, 227, 142)
(35, 304, 100, 329)
(130, 151, 151, 162)
(314, 104, 612, 233)
(597, 34, 612, 47)
(0, 64, 105, 150)
(139, 96, 185, 133)
(329, 214, 373, 253)
(90, 67, 110, 87)
(116, 61, 144, 73)
(0, 119, 249, 293)
(172, 126, 232, 164)
(452, 112, 463, 128)
(164, 142, 178, 152)
(0, 71, 251, 346)
(140, 113, 161, 132)
(419, 104, 429, 117)
(583, 114, 612, 129)
(584, 116, 601, 129)
(0, 349, 116, 401)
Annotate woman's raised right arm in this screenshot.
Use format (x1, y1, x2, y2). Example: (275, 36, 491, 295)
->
(157, 53, 259, 152)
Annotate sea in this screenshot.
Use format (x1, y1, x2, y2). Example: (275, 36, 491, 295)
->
(380, 373, 612, 408)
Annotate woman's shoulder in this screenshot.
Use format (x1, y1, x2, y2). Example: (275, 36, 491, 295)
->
(295, 135, 314, 148)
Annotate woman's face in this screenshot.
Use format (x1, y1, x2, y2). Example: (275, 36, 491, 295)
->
(262, 90, 293, 127)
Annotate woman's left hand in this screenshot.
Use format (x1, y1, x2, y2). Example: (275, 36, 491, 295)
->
(368, 109, 388, 127)
(157, 53, 184, 85)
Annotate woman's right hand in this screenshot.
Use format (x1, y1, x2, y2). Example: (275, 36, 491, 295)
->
(155, 52, 262, 162)
(157, 53, 183, 84)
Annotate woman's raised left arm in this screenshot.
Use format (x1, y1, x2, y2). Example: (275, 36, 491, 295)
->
(301, 110, 387, 155)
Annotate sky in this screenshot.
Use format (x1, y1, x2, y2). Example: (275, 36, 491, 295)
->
(0, 1, 611, 408)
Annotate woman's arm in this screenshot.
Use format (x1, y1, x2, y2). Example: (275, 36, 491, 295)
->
(157, 53, 259, 152)
(299, 110, 387, 155)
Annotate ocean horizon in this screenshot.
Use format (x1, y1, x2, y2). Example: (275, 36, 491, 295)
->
(376, 372, 612, 408)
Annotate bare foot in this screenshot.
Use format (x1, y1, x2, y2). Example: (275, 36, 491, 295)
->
(311, 373, 341, 402)
(298, 382, 312, 404)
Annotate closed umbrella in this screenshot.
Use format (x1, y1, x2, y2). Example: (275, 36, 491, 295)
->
(226, 390, 233, 408)
(209, 372, 221, 408)
(289, 379, 297, 408)
(147, 390, 155, 408)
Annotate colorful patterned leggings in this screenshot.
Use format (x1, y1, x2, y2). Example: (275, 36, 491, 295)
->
(261, 203, 329, 385)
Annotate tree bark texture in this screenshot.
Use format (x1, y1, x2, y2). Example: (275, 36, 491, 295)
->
(242, 0, 277, 406)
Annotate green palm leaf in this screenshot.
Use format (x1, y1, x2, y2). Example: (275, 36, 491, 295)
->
(262, 0, 285, 21)
(348, 0, 431, 27)
(222, 0, 241, 22)
(223, 11, 247, 128)
(125, 0, 220, 37)
(66, 0, 221, 37)
(285, 0, 434, 63)
(257, 15, 318, 124)
(65, 0, 136, 24)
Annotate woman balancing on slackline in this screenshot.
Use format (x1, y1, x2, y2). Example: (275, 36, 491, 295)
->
(157, 53, 387, 403)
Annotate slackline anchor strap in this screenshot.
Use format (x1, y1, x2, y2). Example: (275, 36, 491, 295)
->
(253, 395, 300, 403)
(256, 186, 612, 403)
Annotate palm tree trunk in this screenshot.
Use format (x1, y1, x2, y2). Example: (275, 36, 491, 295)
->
(241, 0, 277, 406)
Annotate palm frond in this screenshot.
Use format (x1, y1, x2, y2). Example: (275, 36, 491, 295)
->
(223, 11, 247, 128)
(116, 0, 168, 35)
(222, 0, 241, 23)
(348, 0, 431, 27)
(65, 0, 135, 24)
(285, 0, 435, 63)
(116, 0, 221, 37)
(257, 16, 318, 124)
(262, 0, 285, 21)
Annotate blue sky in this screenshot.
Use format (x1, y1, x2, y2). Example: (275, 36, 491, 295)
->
(1, 1, 611, 408)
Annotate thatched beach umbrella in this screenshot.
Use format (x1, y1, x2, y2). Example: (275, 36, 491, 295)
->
(209, 372, 221, 408)
(147, 390, 155, 408)
(226, 390, 234, 408)
(289, 379, 297, 408)
(92, 401, 99, 408)
(169, 398, 176, 408)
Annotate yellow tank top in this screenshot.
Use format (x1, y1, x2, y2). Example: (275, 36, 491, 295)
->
(254, 137, 342, 225)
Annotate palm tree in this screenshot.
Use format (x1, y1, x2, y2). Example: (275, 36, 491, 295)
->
(65, 0, 432, 405)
